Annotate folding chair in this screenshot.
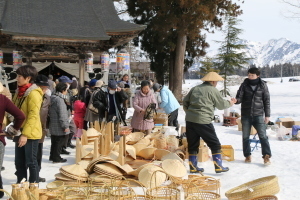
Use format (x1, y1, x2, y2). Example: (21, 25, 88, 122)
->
(249, 133, 260, 152)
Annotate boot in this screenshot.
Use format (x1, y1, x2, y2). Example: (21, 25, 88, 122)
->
(189, 154, 204, 173)
(212, 153, 229, 173)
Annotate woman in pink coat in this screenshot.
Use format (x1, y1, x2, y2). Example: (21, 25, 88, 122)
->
(131, 80, 157, 134)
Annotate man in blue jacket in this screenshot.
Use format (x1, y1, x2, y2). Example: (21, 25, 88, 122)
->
(153, 83, 180, 130)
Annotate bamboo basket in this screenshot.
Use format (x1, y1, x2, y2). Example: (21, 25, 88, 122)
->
(146, 186, 180, 200)
(119, 195, 152, 200)
(225, 175, 280, 200)
(110, 188, 136, 200)
(185, 191, 220, 200)
(188, 176, 220, 194)
(248, 195, 278, 200)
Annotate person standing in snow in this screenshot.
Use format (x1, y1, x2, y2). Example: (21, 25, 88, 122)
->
(183, 72, 236, 174)
(235, 67, 272, 165)
(153, 83, 180, 130)
(12, 65, 43, 183)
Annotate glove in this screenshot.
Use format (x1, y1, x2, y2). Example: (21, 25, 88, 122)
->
(5, 125, 21, 136)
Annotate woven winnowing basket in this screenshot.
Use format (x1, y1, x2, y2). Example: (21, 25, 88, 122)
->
(225, 175, 280, 200)
(146, 186, 180, 200)
(248, 195, 278, 200)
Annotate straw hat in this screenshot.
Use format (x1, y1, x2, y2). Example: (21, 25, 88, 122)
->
(86, 156, 113, 173)
(161, 159, 187, 178)
(61, 164, 89, 178)
(86, 128, 101, 137)
(126, 132, 145, 145)
(161, 152, 183, 163)
(94, 163, 123, 176)
(154, 149, 171, 161)
(137, 147, 157, 160)
(46, 181, 64, 190)
(55, 173, 74, 181)
(138, 165, 167, 188)
(81, 145, 94, 158)
(77, 160, 90, 170)
(126, 145, 137, 159)
(128, 163, 154, 177)
(133, 143, 149, 154)
(201, 72, 224, 82)
(0, 82, 3, 93)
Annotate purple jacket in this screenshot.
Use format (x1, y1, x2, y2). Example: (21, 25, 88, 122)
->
(131, 90, 157, 131)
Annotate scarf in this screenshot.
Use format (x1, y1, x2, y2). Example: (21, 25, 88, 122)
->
(18, 83, 32, 98)
(248, 78, 260, 86)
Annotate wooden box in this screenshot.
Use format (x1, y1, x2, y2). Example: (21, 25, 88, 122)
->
(236, 118, 257, 135)
(221, 145, 234, 161)
(198, 146, 210, 162)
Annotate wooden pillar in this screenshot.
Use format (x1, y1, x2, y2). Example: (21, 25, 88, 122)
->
(79, 59, 85, 86)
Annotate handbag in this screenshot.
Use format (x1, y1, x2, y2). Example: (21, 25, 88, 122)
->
(88, 90, 99, 114)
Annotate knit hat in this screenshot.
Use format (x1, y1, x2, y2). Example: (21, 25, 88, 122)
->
(201, 72, 224, 82)
(153, 83, 162, 92)
(108, 80, 118, 89)
(35, 74, 50, 86)
(89, 79, 97, 87)
(58, 76, 72, 83)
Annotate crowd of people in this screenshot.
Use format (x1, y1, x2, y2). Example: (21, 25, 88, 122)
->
(0, 65, 272, 197)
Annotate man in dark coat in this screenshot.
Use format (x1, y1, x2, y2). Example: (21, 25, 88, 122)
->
(93, 80, 128, 126)
(235, 67, 271, 165)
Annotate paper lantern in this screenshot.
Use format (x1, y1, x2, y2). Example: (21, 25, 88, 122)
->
(85, 52, 94, 73)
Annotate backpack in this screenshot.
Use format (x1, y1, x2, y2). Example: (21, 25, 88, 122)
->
(144, 103, 157, 120)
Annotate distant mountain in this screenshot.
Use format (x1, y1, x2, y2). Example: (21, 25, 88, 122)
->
(207, 38, 300, 67)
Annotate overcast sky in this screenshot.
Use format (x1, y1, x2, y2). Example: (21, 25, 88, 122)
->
(207, 0, 300, 50)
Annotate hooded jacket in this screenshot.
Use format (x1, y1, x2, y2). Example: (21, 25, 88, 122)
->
(159, 86, 180, 114)
(12, 84, 43, 139)
(235, 78, 270, 117)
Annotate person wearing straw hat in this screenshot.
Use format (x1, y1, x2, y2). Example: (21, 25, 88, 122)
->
(183, 72, 236, 173)
(235, 67, 271, 165)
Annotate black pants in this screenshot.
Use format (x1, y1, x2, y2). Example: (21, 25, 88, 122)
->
(15, 139, 39, 183)
(50, 135, 68, 162)
(168, 109, 179, 130)
(37, 143, 43, 172)
(186, 121, 221, 155)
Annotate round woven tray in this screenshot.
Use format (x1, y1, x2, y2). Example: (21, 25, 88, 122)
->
(225, 175, 280, 200)
(248, 195, 278, 200)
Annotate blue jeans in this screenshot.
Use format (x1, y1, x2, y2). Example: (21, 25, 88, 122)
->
(15, 139, 39, 183)
(292, 125, 300, 136)
(241, 116, 271, 158)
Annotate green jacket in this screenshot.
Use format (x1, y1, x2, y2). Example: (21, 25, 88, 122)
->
(183, 82, 231, 124)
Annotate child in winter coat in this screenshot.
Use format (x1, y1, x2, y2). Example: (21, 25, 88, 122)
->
(73, 96, 86, 138)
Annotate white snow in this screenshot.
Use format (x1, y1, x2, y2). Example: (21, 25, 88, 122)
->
(2, 77, 300, 199)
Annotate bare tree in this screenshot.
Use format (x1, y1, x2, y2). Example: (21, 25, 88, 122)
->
(281, 0, 300, 19)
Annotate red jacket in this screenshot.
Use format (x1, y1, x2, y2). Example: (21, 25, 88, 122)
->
(73, 100, 86, 120)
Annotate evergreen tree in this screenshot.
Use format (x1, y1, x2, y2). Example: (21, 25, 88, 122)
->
(214, 14, 251, 96)
(127, 0, 243, 100)
(198, 57, 220, 77)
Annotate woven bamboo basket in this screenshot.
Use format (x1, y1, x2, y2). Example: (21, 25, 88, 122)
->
(248, 195, 278, 200)
(119, 195, 152, 200)
(185, 191, 220, 200)
(110, 188, 136, 200)
(188, 176, 220, 194)
(146, 186, 180, 200)
(225, 175, 280, 200)
(46, 181, 65, 191)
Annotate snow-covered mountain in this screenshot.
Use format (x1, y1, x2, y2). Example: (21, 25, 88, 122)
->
(207, 38, 300, 67)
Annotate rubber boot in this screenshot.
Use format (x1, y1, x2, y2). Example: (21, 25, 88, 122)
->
(0, 175, 4, 198)
(212, 153, 229, 173)
(189, 154, 204, 173)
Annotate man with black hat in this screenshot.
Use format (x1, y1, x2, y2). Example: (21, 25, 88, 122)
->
(93, 79, 128, 127)
(35, 74, 50, 182)
(183, 72, 236, 174)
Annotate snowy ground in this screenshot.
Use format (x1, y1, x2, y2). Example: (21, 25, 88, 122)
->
(2, 77, 300, 199)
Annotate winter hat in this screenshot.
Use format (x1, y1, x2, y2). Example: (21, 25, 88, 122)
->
(89, 79, 97, 87)
(108, 79, 118, 89)
(201, 72, 224, 82)
(153, 83, 162, 92)
(95, 80, 103, 88)
(48, 74, 53, 79)
(118, 82, 125, 88)
(35, 74, 50, 86)
(58, 76, 73, 83)
(0, 82, 3, 93)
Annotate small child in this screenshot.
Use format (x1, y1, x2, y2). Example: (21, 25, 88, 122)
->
(73, 96, 86, 138)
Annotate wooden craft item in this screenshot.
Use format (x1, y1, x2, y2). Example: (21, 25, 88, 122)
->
(111, 121, 115, 143)
(116, 136, 125, 165)
(100, 120, 106, 132)
(104, 122, 112, 155)
(94, 121, 101, 132)
(76, 138, 82, 163)
(81, 129, 88, 145)
(81, 145, 94, 158)
(100, 135, 105, 155)
(93, 138, 99, 159)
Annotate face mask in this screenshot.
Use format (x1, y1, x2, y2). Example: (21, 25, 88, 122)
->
(66, 84, 70, 90)
(109, 90, 116, 95)
(45, 89, 51, 96)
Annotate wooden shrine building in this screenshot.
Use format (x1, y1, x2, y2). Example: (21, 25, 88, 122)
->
(0, 0, 144, 85)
